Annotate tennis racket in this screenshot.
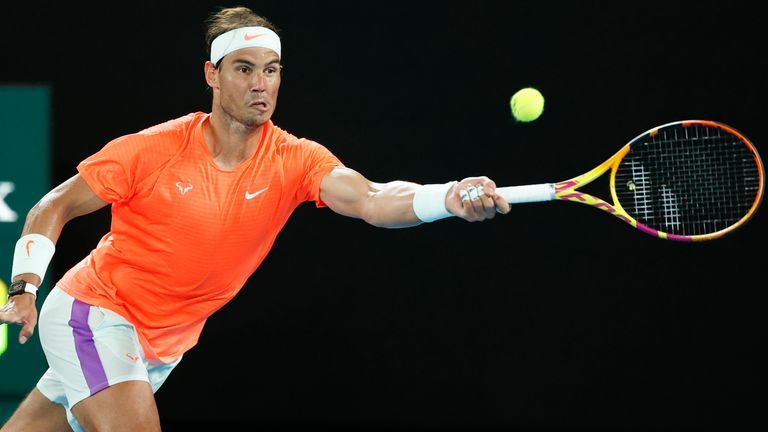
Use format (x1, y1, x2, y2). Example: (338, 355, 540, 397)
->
(497, 120, 764, 241)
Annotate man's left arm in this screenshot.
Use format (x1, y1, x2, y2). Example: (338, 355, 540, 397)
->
(319, 167, 510, 228)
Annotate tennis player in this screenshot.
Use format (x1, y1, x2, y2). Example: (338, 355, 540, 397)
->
(0, 6, 510, 431)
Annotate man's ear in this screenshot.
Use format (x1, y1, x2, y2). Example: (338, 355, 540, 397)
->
(204, 61, 219, 89)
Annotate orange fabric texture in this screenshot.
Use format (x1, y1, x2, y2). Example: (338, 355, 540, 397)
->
(57, 112, 342, 361)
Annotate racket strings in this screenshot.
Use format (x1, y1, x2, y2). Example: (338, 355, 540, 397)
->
(615, 123, 761, 236)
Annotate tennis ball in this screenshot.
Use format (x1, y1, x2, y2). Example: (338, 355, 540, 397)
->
(510, 87, 544, 122)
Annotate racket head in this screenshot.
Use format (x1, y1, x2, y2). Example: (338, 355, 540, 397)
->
(609, 120, 764, 241)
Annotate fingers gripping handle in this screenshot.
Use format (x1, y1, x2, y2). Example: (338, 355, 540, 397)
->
(497, 183, 556, 204)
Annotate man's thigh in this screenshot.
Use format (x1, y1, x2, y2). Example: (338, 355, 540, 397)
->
(72, 380, 160, 432)
(0, 388, 71, 432)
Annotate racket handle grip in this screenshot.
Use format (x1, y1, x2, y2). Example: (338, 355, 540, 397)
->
(497, 183, 556, 204)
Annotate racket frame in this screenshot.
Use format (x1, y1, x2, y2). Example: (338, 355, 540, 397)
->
(497, 120, 765, 241)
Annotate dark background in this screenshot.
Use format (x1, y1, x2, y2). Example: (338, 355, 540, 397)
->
(2, 1, 766, 430)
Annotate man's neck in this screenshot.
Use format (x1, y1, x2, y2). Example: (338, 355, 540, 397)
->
(205, 112, 265, 170)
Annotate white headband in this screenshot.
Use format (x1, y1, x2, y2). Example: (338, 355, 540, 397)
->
(210, 26, 281, 65)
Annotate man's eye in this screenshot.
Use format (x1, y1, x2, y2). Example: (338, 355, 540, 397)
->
(238, 66, 250, 73)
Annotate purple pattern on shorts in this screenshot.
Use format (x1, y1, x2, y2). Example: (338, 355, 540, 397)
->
(69, 300, 109, 395)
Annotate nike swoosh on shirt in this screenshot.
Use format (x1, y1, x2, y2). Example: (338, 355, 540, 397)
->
(244, 33, 266, 41)
(245, 187, 269, 200)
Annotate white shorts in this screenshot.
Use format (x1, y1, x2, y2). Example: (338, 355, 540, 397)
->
(36, 287, 181, 431)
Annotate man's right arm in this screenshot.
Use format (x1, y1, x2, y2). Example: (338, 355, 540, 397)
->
(16, 173, 107, 286)
(1, 174, 107, 343)
(20, 174, 108, 267)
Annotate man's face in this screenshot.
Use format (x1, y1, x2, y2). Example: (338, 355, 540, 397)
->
(213, 47, 281, 128)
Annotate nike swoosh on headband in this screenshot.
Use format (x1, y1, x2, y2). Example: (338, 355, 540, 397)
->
(244, 33, 266, 41)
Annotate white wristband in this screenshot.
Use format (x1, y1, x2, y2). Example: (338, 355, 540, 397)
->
(12, 281, 39, 299)
(23, 282, 39, 298)
(12, 233, 56, 284)
(412, 181, 457, 222)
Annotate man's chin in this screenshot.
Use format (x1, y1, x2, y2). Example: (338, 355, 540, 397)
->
(243, 112, 272, 128)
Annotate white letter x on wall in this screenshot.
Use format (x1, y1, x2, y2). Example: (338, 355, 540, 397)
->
(0, 182, 18, 222)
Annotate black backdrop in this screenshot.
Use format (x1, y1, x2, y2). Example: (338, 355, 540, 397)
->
(3, 1, 766, 430)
